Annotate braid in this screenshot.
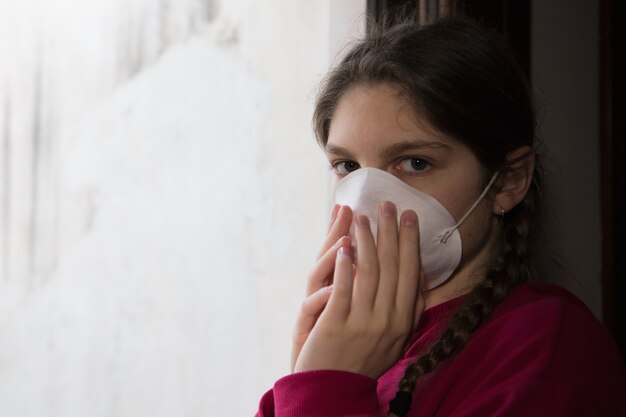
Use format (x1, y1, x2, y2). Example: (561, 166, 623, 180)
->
(388, 172, 541, 417)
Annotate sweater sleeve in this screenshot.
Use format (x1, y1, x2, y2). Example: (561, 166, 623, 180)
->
(255, 370, 380, 417)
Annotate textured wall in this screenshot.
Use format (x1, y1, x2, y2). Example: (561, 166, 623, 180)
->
(0, 1, 365, 415)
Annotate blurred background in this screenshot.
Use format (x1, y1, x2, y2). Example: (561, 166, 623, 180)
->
(0, 0, 623, 416)
(0, 0, 365, 415)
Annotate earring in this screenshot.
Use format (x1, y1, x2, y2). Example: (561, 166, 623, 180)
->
(501, 206, 506, 216)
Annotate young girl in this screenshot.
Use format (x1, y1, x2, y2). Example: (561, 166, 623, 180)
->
(255, 18, 626, 417)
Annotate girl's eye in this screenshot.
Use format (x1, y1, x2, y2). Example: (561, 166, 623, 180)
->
(397, 157, 430, 173)
(332, 160, 360, 175)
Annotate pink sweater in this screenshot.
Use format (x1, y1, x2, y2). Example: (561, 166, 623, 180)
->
(255, 284, 626, 417)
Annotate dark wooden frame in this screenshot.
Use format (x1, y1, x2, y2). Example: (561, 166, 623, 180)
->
(366, 0, 530, 74)
(600, 0, 626, 359)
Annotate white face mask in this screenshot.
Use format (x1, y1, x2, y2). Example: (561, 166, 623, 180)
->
(332, 168, 498, 290)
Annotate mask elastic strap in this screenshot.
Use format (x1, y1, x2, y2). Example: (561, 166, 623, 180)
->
(438, 171, 500, 244)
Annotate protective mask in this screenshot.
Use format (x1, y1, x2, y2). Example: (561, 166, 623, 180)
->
(332, 168, 498, 290)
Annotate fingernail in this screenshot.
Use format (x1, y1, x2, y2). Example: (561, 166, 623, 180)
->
(380, 201, 396, 218)
(403, 210, 417, 226)
(338, 246, 351, 257)
(356, 214, 370, 227)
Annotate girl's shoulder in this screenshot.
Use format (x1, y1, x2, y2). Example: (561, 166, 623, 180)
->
(463, 283, 624, 409)
(421, 283, 626, 416)
(478, 282, 621, 372)
(500, 282, 598, 318)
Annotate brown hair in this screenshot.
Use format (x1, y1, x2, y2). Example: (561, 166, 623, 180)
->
(313, 17, 542, 417)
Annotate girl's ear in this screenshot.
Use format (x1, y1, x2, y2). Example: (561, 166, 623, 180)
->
(493, 146, 535, 215)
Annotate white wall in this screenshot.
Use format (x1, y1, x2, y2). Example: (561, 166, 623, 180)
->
(0, 1, 366, 415)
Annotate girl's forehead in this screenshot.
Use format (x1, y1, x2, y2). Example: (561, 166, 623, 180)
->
(328, 85, 460, 153)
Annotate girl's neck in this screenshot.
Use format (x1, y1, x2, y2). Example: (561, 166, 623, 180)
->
(423, 274, 480, 309)
(424, 219, 500, 310)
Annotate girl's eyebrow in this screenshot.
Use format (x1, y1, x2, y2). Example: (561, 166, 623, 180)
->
(380, 139, 452, 159)
(325, 139, 451, 159)
(324, 144, 354, 158)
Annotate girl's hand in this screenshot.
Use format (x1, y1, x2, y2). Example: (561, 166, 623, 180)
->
(291, 205, 353, 372)
(294, 202, 424, 379)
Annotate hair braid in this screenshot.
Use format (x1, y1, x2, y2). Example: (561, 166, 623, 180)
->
(389, 173, 541, 417)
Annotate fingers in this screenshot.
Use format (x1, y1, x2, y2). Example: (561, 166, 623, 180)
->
(294, 285, 334, 338)
(316, 205, 353, 261)
(291, 284, 334, 371)
(374, 202, 400, 311)
(294, 206, 423, 379)
(412, 271, 426, 333)
(312, 205, 420, 329)
(396, 209, 421, 316)
(305, 235, 351, 296)
(325, 246, 354, 319)
(349, 204, 420, 330)
(351, 214, 379, 311)
(327, 203, 341, 232)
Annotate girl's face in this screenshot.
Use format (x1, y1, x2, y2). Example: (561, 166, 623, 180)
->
(325, 83, 500, 296)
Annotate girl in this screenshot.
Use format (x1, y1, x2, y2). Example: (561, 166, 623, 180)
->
(255, 18, 626, 417)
